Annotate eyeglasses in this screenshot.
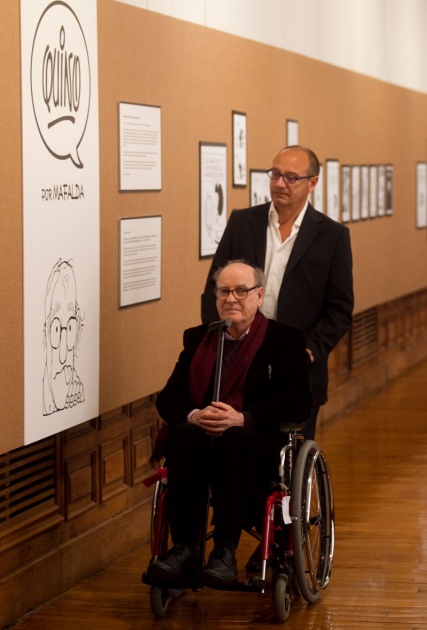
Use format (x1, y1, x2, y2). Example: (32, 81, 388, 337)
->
(50, 317, 77, 350)
(214, 286, 259, 301)
(266, 168, 313, 185)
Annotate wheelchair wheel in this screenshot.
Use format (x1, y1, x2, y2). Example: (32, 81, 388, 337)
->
(273, 573, 291, 622)
(148, 480, 185, 617)
(151, 478, 170, 560)
(150, 586, 171, 617)
(291, 440, 334, 604)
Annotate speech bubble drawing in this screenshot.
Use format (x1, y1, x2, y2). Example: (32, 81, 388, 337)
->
(30, 1, 91, 169)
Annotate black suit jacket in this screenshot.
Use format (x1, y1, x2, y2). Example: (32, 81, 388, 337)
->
(156, 319, 312, 445)
(201, 203, 354, 405)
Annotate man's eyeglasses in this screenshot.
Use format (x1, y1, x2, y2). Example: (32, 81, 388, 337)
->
(214, 286, 259, 301)
(267, 168, 313, 185)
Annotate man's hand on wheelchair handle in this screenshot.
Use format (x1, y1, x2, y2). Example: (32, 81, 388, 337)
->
(188, 401, 244, 436)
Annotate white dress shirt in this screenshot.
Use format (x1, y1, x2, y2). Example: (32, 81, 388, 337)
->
(260, 201, 308, 320)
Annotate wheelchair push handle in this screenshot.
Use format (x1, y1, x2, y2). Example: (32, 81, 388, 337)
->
(208, 317, 231, 403)
(208, 317, 231, 333)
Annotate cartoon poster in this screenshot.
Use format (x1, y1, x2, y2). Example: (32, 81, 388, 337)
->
(21, 0, 99, 444)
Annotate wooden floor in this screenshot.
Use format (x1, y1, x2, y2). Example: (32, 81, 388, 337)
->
(11, 360, 427, 629)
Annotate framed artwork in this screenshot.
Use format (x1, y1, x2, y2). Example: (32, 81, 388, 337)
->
(232, 111, 247, 187)
(361, 165, 369, 220)
(312, 163, 324, 212)
(119, 216, 161, 308)
(369, 165, 378, 219)
(416, 162, 427, 228)
(351, 165, 360, 221)
(377, 165, 386, 216)
(326, 159, 340, 221)
(118, 102, 161, 191)
(341, 165, 351, 223)
(286, 119, 299, 146)
(250, 169, 271, 206)
(199, 142, 227, 258)
(385, 164, 393, 216)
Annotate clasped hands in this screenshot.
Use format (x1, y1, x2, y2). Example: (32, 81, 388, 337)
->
(189, 401, 244, 436)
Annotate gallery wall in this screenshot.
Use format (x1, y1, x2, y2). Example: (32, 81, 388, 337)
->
(116, 0, 427, 95)
(1, 0, 427, 452)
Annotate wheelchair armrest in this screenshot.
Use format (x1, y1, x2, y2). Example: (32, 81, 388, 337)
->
(142, 467, 168, 488)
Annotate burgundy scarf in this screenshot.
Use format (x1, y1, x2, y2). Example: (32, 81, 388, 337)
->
(189, 310, 268, 411)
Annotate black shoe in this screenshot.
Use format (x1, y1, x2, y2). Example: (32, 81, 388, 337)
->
(245, 543, 261, 573)
(201, 544, 238, 586)
(146, 543, 197, 583)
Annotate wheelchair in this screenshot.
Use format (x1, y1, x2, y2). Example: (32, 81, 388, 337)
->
(141, 318, 334, 622)
(142, 423, 334, 623)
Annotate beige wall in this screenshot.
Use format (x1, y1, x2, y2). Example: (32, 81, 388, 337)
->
(1, 0, 427, 452)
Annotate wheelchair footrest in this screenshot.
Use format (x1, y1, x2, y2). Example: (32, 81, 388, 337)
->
(142, 571, 265, 593)
(142, 571, 200, 590)
(202, 578, 266, 593)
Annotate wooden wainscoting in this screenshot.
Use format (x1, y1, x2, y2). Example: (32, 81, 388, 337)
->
(0, 397, 158, 629)
(322, 288, 427, 425)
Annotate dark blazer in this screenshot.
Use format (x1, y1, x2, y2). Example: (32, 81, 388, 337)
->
(201, 203, 354, 405)
(156, 319, 313, 445)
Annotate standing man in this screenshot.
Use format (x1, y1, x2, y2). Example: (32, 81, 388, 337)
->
(201, 146, 353, 441)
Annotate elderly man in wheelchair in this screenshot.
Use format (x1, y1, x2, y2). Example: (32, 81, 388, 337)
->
(145, 259, 313, 590)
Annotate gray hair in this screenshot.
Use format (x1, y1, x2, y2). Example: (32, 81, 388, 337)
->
(213, 259, 265, 288)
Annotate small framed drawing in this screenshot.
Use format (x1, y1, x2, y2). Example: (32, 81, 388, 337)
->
(250, 169, 271, 206)
(416, 162, 427, 228)
(341, 165, 351, 223)
(385, 164, 393, 216)
(361, 165, 369, 220)
(199, 142, 227, 258)
(326, 159, 340, 222)
(351, 165, 360, 221)
(312, 164, 324, 212)
(286, 119, 299, 146)
(369, 165, 377, 219)
(232, 111, 247, 187)
(377, 165, 386, 216)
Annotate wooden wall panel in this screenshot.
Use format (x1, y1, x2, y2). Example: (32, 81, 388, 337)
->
(65, 450, 98, 519)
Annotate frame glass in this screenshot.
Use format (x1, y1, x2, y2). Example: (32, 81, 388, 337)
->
(118, 102, 161, 191)
(385, 164, 393, 216)
(351, 165, 360, 222)
(326, 159, 339, 221)
(250, 169, 271, 206)
(312, 164, 324, 212)
(341, 165, 351, 223)
(286, 119, 299, 146)
(199, 142, 227, 258)
(369, 165, 378, 219)
(119, 216, 161, 308)
(361, 165, 369, 220)
(377, 165, 386, 217)
(416, 162, 427, 228)
(232, 111, 247, 187)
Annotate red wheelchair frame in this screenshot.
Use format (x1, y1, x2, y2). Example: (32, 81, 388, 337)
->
(142, 425, 334, 623)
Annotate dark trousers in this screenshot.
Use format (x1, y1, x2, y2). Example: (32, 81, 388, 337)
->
(302, 405, 320, 441)
(165, 423, 277, 549)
